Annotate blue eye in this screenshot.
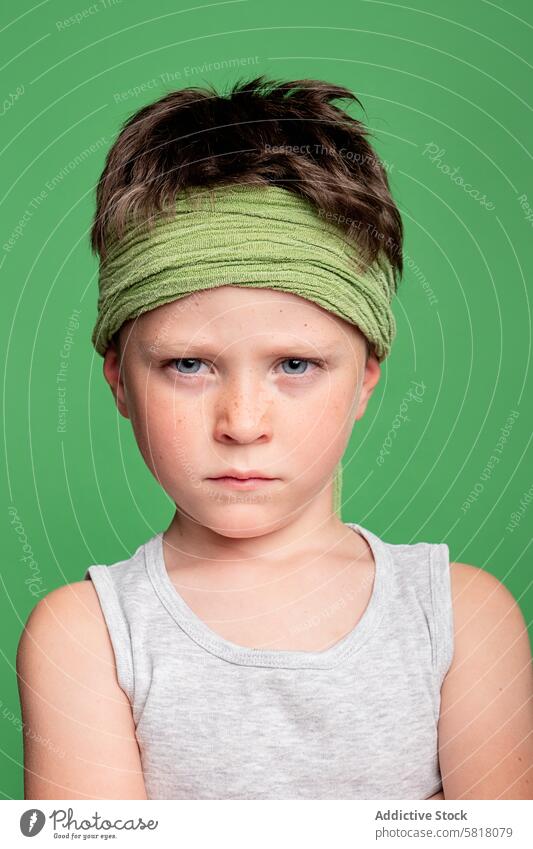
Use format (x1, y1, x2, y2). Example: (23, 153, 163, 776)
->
(280, 358, 313, 375)
(172, 358, 203, 374)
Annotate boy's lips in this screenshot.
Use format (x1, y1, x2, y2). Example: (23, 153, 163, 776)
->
(208, 470, 276, 480)
(206, 470, 278, 490)
(207, 477, 278, 490)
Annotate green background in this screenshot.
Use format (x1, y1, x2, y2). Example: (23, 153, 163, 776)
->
(2, 0, 532, 799)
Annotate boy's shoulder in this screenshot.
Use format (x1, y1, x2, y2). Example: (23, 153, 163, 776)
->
(447, 559, 525, 645)
(18, 580, 108, 666)
(27, 579, 103, 619)
(17, 580, 146, 799)
(437, 560, 532, 799)
(448, 559, 521, 614)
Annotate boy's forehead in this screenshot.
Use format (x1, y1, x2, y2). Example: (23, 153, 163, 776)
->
(134, 285, 356, 344)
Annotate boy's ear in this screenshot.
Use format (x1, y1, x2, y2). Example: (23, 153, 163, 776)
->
(102, 343, 130, 419)
(353, 351, 381, 422)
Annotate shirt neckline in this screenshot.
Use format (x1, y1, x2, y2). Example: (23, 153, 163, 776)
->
(144, 522, 390, 669)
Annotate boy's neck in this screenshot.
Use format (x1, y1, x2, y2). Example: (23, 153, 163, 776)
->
(162, 495, 357, 574)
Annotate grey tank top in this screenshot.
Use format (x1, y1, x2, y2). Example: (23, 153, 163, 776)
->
(83, 522, 454, 800)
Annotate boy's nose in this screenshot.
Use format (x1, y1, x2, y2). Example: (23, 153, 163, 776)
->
(212, 376, 273, 445)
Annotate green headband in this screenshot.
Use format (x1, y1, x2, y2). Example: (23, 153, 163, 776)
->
(92, 184, 398, 515)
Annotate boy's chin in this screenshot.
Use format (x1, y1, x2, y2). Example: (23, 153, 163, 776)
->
(186, 500, 299, 538)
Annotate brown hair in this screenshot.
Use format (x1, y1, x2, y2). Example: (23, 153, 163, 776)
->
(91, 75, 404, 283)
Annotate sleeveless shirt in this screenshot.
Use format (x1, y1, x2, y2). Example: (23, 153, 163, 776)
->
(83, 522, 454, 800)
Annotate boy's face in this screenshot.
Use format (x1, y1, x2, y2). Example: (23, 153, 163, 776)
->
(103, 285, 381, 536)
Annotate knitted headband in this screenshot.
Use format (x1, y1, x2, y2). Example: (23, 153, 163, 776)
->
(92, 184, 398, 514)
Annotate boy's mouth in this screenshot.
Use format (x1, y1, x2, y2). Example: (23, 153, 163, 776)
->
(207, 470, 278, 490)
(208, 469, 276, 480)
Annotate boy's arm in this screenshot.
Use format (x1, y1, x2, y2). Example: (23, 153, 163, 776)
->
(16, 582, 147, 799)
(437, 562, 533, 799)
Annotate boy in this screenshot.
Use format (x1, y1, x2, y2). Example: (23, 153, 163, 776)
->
(17, 76, 532, 800)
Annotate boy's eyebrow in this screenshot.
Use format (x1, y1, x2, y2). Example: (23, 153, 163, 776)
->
(138, 338, 341, 354)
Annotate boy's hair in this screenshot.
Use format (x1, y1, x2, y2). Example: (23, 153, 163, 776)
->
(91, 75, 404, 357)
